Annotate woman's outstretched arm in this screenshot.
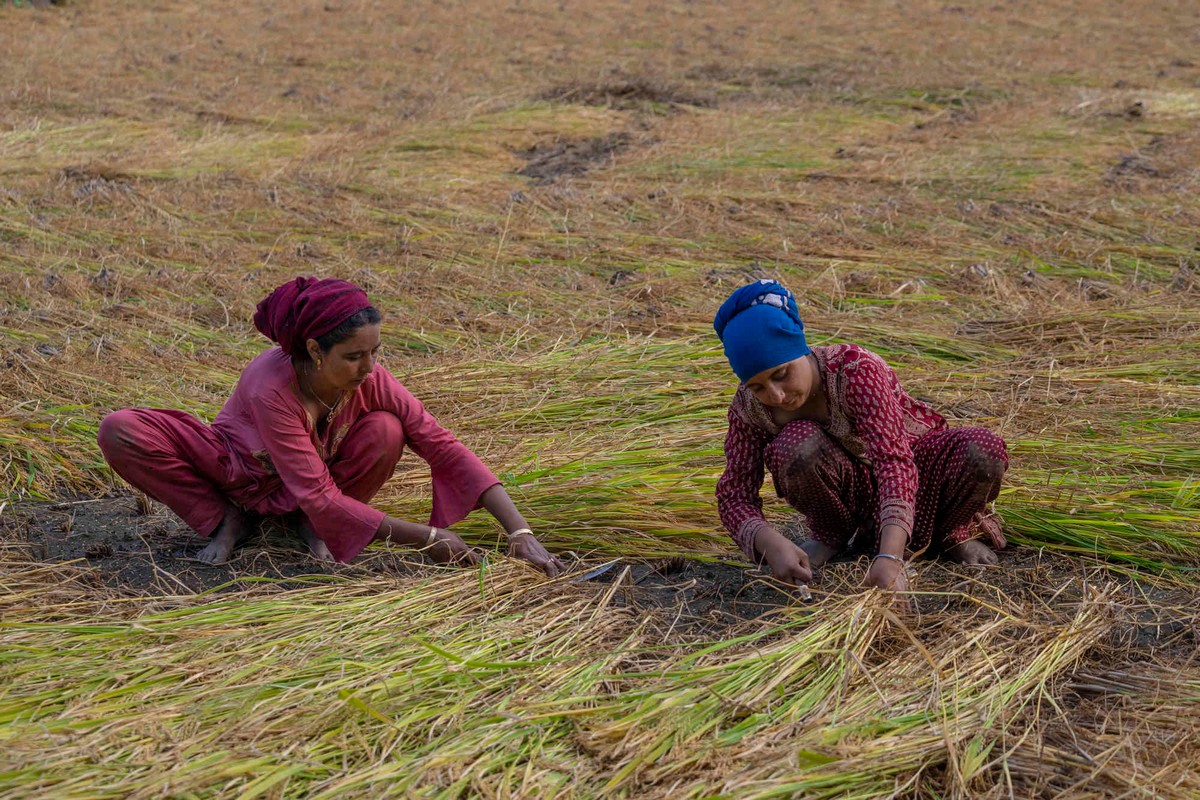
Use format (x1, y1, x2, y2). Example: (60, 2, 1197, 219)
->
(374, 515, 481, 566)
(479, 484, 565, 578)
(373, 486, 564, 577)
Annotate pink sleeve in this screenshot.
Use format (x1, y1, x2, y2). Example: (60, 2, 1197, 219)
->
(249, 391, 384, 562)
(841, 355, 917, 543)
(368, 369, 499, 529)
(715, 405, 774, 561)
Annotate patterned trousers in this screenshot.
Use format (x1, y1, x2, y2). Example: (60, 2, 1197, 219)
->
(764, 421, 1008, 553)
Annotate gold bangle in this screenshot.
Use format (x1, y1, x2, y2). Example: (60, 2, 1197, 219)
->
(425, 527, 438, 546)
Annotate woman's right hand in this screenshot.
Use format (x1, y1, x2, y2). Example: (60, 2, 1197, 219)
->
(754, 527, 813, 586)
(864, 556, 908, 592)
(425, 527, 481, 567)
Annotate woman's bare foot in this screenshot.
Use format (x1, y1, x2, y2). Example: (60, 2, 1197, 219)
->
(800, 538, 840, 569)
(298, 519, 334, 562)
(946, 538, 999, 565)
(197, 506, 251, 564)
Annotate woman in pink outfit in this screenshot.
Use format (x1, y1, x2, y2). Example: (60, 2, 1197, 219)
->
(98, 276, 564, 576)
(713, 280, 1007, 595)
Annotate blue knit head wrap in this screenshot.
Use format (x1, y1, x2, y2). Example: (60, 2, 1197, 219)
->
(713, 280, 811, 382)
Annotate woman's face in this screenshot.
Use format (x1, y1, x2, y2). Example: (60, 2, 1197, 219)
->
(743, 355, 816, 410)
(311, 323, 382, 390)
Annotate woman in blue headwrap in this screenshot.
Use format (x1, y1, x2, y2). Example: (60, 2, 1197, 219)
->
(713, 280, 1007, 594)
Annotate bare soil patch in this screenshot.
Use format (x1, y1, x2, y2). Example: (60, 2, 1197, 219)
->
(603, 547, 1199, 658)
(1106, 130, 1200, 188)
(515, 132, 634, 183)
(539, 78, 715, 111)
(6, 494, 416, 596)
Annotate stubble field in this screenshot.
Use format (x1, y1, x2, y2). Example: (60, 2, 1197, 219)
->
(1, 1, 1198, 797)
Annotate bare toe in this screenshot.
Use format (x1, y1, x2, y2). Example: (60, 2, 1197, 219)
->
(298, 520, 334, 562)
(800, 539, 839, 569)
(948, 539, 997, 566)
(196, 539, 228, 565)
(310, 539, 334, 562)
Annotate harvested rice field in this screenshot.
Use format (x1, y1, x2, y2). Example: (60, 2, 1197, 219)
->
(2, 0, 1198, 797)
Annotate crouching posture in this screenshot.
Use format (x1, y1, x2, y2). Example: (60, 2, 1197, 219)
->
(98, 276, 563, 576)
(713, 280, 1007, 593)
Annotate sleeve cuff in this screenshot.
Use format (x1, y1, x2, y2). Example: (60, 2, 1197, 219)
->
(734, 518, 772, 562)
(877, 503, 914, 542)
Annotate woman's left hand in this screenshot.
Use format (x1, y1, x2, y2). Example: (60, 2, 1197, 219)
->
(507, 533, 566, 578)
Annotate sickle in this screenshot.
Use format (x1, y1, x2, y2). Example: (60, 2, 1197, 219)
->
(570, 559, 621, 583)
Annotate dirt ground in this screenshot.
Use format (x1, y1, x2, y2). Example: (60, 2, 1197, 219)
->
(4, 494, 419, 595)
(7, 495, 1196, 662)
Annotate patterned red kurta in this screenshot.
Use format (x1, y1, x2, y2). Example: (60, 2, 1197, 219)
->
(716, 343, 1005, 561)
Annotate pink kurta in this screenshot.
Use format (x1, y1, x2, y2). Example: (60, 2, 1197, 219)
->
(205, 349, 499, 560)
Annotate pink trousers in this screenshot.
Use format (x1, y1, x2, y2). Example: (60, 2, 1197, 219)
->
(764, 422, 1008, 554)
(97, 409, 403, 537)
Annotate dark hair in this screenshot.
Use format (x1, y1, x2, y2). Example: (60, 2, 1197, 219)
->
(297, 306, 382, 360)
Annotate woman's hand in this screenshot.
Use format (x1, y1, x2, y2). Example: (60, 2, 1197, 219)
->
(507, 532, 565, 578)
(754, 527, 813, 586)
(864, 556, 908, 592)
(478, 485, 564, 577)
(426, 528, 481, 567)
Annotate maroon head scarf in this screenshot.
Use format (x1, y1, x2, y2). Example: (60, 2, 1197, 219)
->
(253, 277, 373, 356)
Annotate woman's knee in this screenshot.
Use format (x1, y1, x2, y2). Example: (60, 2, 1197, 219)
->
(765, 420, 828, 477)
(349, 412, 404, 465)
(961, 429, 1008, 483)
(97, 409, 141, 462)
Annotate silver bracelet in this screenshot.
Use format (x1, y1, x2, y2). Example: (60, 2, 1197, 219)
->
(505, 527, 533, 539)
(873, 553, 905, 565)
(424, 527, 439, 546)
